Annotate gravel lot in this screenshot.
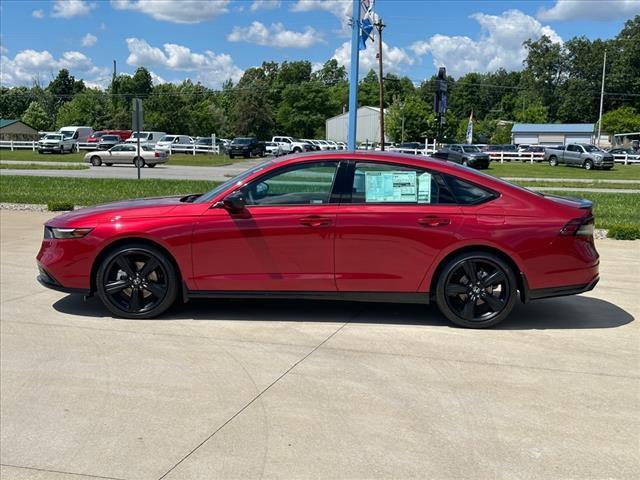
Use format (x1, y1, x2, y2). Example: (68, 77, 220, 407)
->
(1, 210, 638, 480)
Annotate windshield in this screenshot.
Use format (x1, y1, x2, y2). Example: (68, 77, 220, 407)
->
(233, 138, 253, 144)
(584, 145, 604, 152)
(131, 132, 149, 139)
(197, 159, 274, 203)
(462, 146, 481, 153)
(45, 134, 62, 140)
(102, 135, 119, 141)
(60, 131, 74, 138)
(160, 136, 176, 142)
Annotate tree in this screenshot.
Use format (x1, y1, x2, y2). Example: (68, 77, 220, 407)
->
(358, 69, 379, 107)
(386, 95, 434, 142)
(515, 98, 549, 123)
(21, 101, 51, 131)
(601, 106, 640, 135)
(276, 82, 332, 138)
(55, 89, 110, 129)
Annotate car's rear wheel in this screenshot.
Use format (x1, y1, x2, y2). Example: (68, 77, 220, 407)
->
(147, 163, 156, 168)
(105, 163, 113, 166)
(549, 156, 558, 166)
(96, 244, 178, 319)
(229, 154, 235, 159)
(435, 252, 517, 328)
(90, 156, 102, 166)
(134, 157, 145, 168)
(584, 159, 594, 170)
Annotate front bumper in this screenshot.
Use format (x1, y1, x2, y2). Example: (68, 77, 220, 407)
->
(37, 264, 90, 295)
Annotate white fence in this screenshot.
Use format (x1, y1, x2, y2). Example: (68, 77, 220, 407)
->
(0, 140, 39, 151)
(162, 144, 220, 155)
(485, 151, 546, 163)
(0, 140, 220, 155)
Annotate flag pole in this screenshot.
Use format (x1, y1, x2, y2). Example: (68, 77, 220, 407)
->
(347, 0, 361, 151)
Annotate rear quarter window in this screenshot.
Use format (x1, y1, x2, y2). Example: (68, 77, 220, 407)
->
(442, 174, 497, 205)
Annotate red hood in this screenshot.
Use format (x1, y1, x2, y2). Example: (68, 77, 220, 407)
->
(46, 196, 192, 227)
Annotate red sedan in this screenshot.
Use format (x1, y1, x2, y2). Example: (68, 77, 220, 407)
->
(36, 152, 599, 328)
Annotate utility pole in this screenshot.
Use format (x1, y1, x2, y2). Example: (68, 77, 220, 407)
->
(597, 50, 607, 146)
(375, 18, 385, 150)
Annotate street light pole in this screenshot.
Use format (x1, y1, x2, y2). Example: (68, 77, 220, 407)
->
(375, 18, 385, 150)
(597, 50, 607, 146)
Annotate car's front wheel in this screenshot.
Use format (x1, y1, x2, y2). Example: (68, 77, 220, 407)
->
(584, 159, 594, 170)
(435, 252, 517, 328)
(90, 156, 102, 166)
(96, 244, 178, 319)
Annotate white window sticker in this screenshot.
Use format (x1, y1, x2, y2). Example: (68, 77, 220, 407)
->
(365, 171, 417, 203)
(418, 172, 432, 203)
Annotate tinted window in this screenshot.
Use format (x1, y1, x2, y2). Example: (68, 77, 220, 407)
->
(462, 146, 481, 153)
(442, 174, 496, 205)
(242, 161, 338, 206)
(350, 162, 456, 205)
(567, 145, 581, 152)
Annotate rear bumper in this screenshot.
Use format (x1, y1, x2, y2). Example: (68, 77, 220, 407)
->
(528, 275, 599, 301)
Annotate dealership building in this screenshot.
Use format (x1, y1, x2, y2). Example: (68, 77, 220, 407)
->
(511, 123, 595, 146)
(326, 106, 387, 144)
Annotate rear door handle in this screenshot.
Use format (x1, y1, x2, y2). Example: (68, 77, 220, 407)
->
(300, 215, 332, 227)
(418, 216, 450, 227)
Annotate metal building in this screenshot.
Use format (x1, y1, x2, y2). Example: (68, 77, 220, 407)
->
(326, 106, 387, 144)
(511, 123, 595, 146)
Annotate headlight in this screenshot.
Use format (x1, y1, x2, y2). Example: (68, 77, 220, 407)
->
(45, 226, 93, 239)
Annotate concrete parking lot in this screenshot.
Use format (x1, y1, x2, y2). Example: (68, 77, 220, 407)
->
(1, 210, 638, 480)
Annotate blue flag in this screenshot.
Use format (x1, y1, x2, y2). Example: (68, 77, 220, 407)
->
(359, 0, 375, 50)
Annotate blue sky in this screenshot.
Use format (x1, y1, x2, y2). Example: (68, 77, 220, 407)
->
(1, 0, 638, 89)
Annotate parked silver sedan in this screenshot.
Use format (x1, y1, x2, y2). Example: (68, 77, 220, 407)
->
(84, 144, 168, 167)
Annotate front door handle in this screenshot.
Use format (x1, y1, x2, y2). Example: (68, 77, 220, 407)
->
(418, 216, 450, 227)
(300, 215, 332, 227)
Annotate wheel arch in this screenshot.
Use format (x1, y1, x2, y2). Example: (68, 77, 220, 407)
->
(426, 244, 529, 303)
(90, 236, 185, 299)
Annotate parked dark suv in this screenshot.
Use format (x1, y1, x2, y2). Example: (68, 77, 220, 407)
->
(228, 137, 266, 159)
(432, 144, 490, 169)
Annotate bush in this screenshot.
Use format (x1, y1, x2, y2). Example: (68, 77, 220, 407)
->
(607, 224, 640, 240)
(47, 202, 74, 211)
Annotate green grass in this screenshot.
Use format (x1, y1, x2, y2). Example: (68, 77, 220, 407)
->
(166, 153, 246, 167)
(0, 150, 84, 162)
(487, 162, 640, 180)
(0, 175, 218, 206)
(542, 190, 640, 230)
(512, 180, 640, 190)
(0, 163, 89, 170)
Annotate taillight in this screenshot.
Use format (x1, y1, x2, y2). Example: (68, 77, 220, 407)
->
(155, 151, 160, 157)
(560, 216, 594, 236)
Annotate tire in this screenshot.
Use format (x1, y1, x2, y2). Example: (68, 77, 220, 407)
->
(603, 166, 612, 170)
(96, 244, 178, 319)
(147, 163, 156, 168)
(293, 147, 302, 153)
(229, 154, 235, 159)
(549, 156, 558, 167)
(134, 157, 145, 168)
(462, 159, 469, 166)
(435, 252, 517, 329)
(105, 163, 113, 167)
(584, 159, 594, 170)
(244, 153, 250, 158)
(90, 156, 102, 167)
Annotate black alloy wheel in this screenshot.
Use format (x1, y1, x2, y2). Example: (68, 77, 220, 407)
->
(96, 244, 178, 319)
(436, 252, 517, 328)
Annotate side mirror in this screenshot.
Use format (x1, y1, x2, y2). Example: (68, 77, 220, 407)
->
(222, 191, 246, 212)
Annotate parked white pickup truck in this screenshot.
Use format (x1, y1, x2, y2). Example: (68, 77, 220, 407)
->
(272, 136, 313, 154)
(38, 133, 75, 154)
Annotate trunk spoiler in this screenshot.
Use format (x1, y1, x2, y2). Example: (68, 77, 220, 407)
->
(543, 193, 593, 210)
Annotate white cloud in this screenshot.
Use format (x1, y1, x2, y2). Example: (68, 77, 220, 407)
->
(332, 40, 414, 75)
(227, 22, 322, 48)
(124, 38, 243, 87)
(112, 0, 230, 24)
(0, 49, 109, 87)
(32, 9, 44, 19)
(81, 33, 97, 47)
(0, 46, 7, 55)
(537, 0, 640, 21)
(51, 0, 96, 19)
(291, 0, 351, 23)
(410, 10, 562, 78)
(251, 0, 280, 12)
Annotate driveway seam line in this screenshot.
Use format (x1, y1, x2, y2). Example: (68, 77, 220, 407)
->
(0, 463, 126, 480)
(157, 320, 351, 480)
